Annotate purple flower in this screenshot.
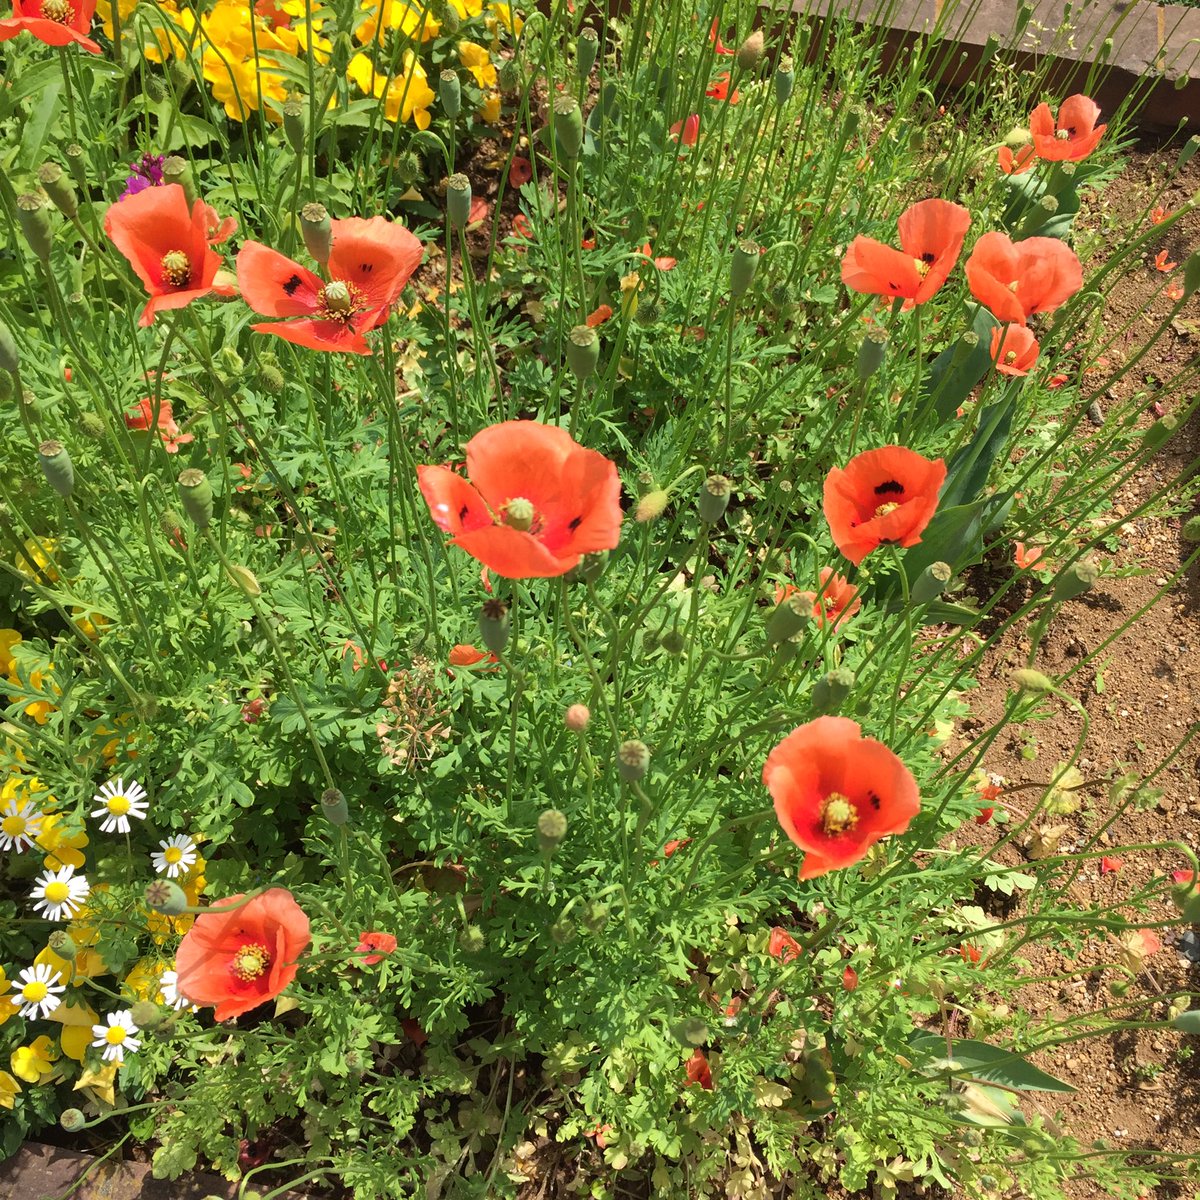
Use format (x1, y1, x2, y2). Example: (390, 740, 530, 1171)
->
(120, 153, 165, 201)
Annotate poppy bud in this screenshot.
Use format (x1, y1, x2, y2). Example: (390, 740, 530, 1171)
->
(64, 143, 87, 189)
(671, 1016, 709, 1047)
(16, 193, 52, 263)
(766, 593, 809, 644)
(479, 598, 510, 655)
(396, 151, 422, 188)
(564, 703, 590, 731)
(566, 325, 600, 380)
(37, 440, 74, 498)
(581, 900, 609, 932)
(439, 3, 459, 33)
(698, 475, 731, 524)
(60, 1108, 86, 1132)
(1051, 559, 1099, 602)
(1013, 668, 1054, 694)
(736, 29, 764, 73)
(549, 917, 576, 945)
(321, 787, 349, 825)
(811, 667, 854, 714)
(1172, 1008, 1200, 1034)
(258, 360, 286, 395)
(145, 879, 188, 915)
(910, 561, 952, 605)
(447, 173, 472, 229)
(178, 468, 214, 529)
(617, 739, 650, 782)
(439, 69, 461, 118)
(1109, 978, 1130, 998)
(659, 629, 686, 655)
(48, 930, 77, 958)
(1143, 414, 1177, 450)
(1183, 252, 1200, 299)
(37, 163, 78, 219)
(1003, 125, 1031, 148)
(1172, 879, 1200, 923)
(497, 58, 521, 93)
(554, 96, 584, 158)
(161, 156, 197, 207)
(907, 128, 925, 153)
(773, 57, 794, 105)
(1182, 516, 1200, 543)
(842, 965, 859, 991)
(930, 159, 949, 185)
(576, 27, 599, 76)
(537, 808, 568, 852)
(282, 96, 306, 155)
(130, 999, 165, 1029)
(577, 551, 608, 583)
(856, 329, 887, 380)
(0, 317, 19, 373)
(216, 345, 245, 382)
(300, 202, 332, 267)
(1178, 135, 1200, 171)
(730, 240, 760, 297)
(459, 924, 485, 952)
(635, 488, 670, 523)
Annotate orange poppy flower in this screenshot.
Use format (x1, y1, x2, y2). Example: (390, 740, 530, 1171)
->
(124, 397, 194, 453)
(0, 0, 100, 53)
(174, 888, 311, 1021)
(840, 199, 971, 307)
(670, 114, 700, 146)
(1154, 249, 1177, 273)
(104, 184, 237, 328)
(1149, 205, 1169, 225)
(768, 927, 801, 963)
(1013, 542, 1046, 570)
(708, 16, 733, 54)
(774, 568, 861, 630)
(762, 716, 921, 880)
(448, 644, 497, 666)
(989, 324, 1039, 376)
(238, 217, 422, 355)
(964, 231, 1082, 325)
(1028, 94, 1106, 163)
(997, 144, 1035, 175)
(511, 213, 533, 239)
(638, 242, 676, 271)
(585, 304, 612, 327)
(706, 72, 739, 103)
(355, 931, 397, 965)
(509, 156, 532, 187)
(684, 1048, 713, 1090)
(822, 446, 946, 566)
(417, 421, 623, 578)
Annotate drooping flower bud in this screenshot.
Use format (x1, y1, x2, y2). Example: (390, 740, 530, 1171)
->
(161, 155, 197, 207)
(698, 474, 731, 524)
(497, 58, 521, 93)
(659, 629, 686, 655)
(257, 355, 286, 395)
(576, 26, 599, 76)
(37, 162, 78, 219)
(856, 328, 887, 381)
(811, 667, 854, 714)
(144, 879, 188, 915)
(37, 440, 74, 498)
(439, 69, 461, 118)
(459, 924, 485, 952)
(730, 240, 761, 297)
(447, 173, 472, 229)
(130, 999, 165, 1029)
(282, 95, 306, 155)
(910, 561, 952, 605)
(300, 202, 332, 267)
(564, 704, 590, 732)
(537, 808, 568, 852)
(1051, 559, 1099, 602)
(736, 29, 764, 73)
(766, 594, 809, 644)
(178, 467, 214, 529)
(581, 900, 609, 932)
(321, 787, 349, 825)
(16, 193, 52, 263)
(617, 739, 650, 782)
(549, 917, 576, 945)
(479, 598, 510, 655)
(1013, 668, 1054, 694)
(566, 325, 600, 380)
(0, 316, 19, 374)
(79, 412, 105, 439)
(554, 96, 584, 158)
(773, 56, 794, 105)
(635, 488, 670, 523)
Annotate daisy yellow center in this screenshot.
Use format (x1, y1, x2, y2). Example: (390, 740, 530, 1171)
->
(874, 501, 900, 519)
(106, 795, 131, 816)
(2, 815, 27, 836)
(160, 251, 191, 287)
(164, 846, 184, 864)
(105, 1026, 127, 1046)
(40, 0, 73, 21)
(503, 497, 535, 532)
(820, 793, 858, 835)
(44, 881, 70, 903)
(232, 942, 271, 981)
(22, 981, 48, 1002)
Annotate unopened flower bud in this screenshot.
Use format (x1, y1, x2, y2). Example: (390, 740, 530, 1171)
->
(1172, 877, 1200, 923)
(635, 488, 670, 522)
(698, 474, 731, 524)
(48, 930, 77, 958)
(773, 57, 794, 105)
(1183, 251, 1200, 299)
(301, 202, 332, 266)
(564, 704, 590, 731)
(671, 1016, 709, 1046)
(576, 27, 599, 76)
(479, 598, 510, 655)
(459, 924, 485, 952)
(0, 317, 18, 373)
(447, 173, 472, 229)
(566, 325, 600, 380)
(497, 58, 521, 93)
(282, 96, 306, 155)
(37, 440, 74, 498)
(537, 808, 568, 852)
(1013, 668, 1055, 694)
(911, 561, 952, 605)
(17, 193, 52, 263)
(37, 162, 77, 219)
(1182, 515, 1200, 543)
(60, 1108, 86, 1132)
(395, 151, 421, 187)
(258, 361, 286, 394)
(549, 917, 576, 945)
(321, 787, 349, 825)
(177, 467, 214, 529)
(161, 155, 196, 206)
(439, 69, 461, 118)
(577, 550, 608, 583)
(1109, 978, 1130, 998)
(130, 999, 164, 1029)
(856, 329, 887, 381)
(1172, 1007, 1200, 1034)
(736, 29, 764, 73)
(1143, 414, 1178, 450)
(216, 345, 244, 381)
(1051, 559, 1099, 602)
(730, 240, 760, 297)
(553, 96, 584, 158)
(145, 879, 188, 915)
(64, 142, 87, 189)
(766, 594, 809, 644)
(659, 629, 686, 655)
(811, 667, 854, 714)
(617, 739, 650, 782)
(581, 900, 609, 932)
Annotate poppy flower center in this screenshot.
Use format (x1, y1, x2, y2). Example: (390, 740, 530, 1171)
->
(105, 1026, 127, 1046)
(231, 942, 271, 981)
(160, 251, 192, 288)
(1004, 350, 1018, 365)
(2, 815, 27, 836)
(22, 981, 48, 1002)
(318, 280, 366, 321)
(1056, 128, 1072, 139)
(820, 793, 859, 835)
(912, 252, 936, 277)
(874, 501, 901, 518)
(40, 0, 73, 21)
(503, 497, 536, 533)
(106, 795, 131, 816)
(44, 881, 70, 903)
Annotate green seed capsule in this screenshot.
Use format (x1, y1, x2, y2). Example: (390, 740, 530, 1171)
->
(161, 156, 197, 207)
(300, 202, 332, 266)
(130, 999, 164, 1029)
(321, 787, 349, 825)
(447, 173, 472, 229)
(537, 808, 568, 852)
(576, 27, 599, 76)
(811, 667, 854, 714)
(698, 474, 731, 524)
(64, 143, 87, 189)
(730, 240, 760, 297)
(566, 325, 600, 380)
(48, 930, 77, 958)
(1051, 559, 1099, 602)
(856, 329, 886, 381)
(1143, 414, 1177, 450)
(617, 739, 650, 782)
(910, 561, 952, 605)
(479, 598, 510, 655)
(282, 96, 306, 155)
(144, 880, 188, 915)
(60, 1109, 86, 1132)
(553, 96, 584, 158)
(766, 594, 809, 644)
(178, 468, 214, 530)
(16, 193, 52, 263)
(1183, 251, 1200, 299)
(773, 58, 794, 105)
(0, 316, 19, 373)
(37, 163, 77, 219)
(37, 440, 74, 497)
(439, 69, 461, 118)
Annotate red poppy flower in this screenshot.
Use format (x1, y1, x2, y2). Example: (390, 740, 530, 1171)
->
(706, 72, 739, 103)
(708, 16, 733, 54)
(237, 216, 422, 355)
(124, 397, 195, 453)
(763, 716, 921, 880)
(768, 927, 801, 963)
(638, 242, 677, 271)
(998, 144, 1036, 175)
(1014, 542, 1045, 570)
(840, 199, 971, 307)
(822, 446, 946, 566)
(842, 965, 859, 991)
(990, 324, 1039, 377)
(670, 113, 700, 146)
(511, 213, 533, 239)
(1028, 94, 1106, 162)
(1100, 856, 1123, 876)
(448, 643, 497, 667)
(774, 568, 861, 630)
(580, 237, 596, 250)
(1047, 372, 1069, 389)
(468, 196, 490, 226)
(960, 943, 982, 964)
(417, 421, 623, 578)
(586, 304, 612, 327)
(663, 837, 692, 857)
(684, 1048, 713, 1090)
(174, 888, 311, 1021)
(964, 231, 1082, 325)
(355, 930, 398, 965)
(1166, 282, 1185, 302)
(0, 0, 100, 52)
(975, 806, 994, 825)
(509, 156, 532, 187)
(1154, 249, 1177, 273)
(104, 184, 237, 328)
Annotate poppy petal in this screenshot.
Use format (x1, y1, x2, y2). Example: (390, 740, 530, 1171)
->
(237, 242, 323, 317)
(415, 466, 493, 535)
(453, 524, 579, 577)
(841, 236, 923, 300)
(325, 216, 423, 312)
(249, 318, 371, 354)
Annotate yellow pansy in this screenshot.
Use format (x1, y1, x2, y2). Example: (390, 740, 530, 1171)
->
(11, 1036, 58, 1083)
(95, 0, 139, 40)
(15, 537, 59, 584)
(124, 958, 164, 1002)
(48, 999, 99, 1062)
(449, 0, 482, 16)
(36, 813, 88, 871)
(35, 941, 106, 985)
(490, 3, 521, 35)
(0, 1071, 19, 1109)
(458, 40, 496, 88)
(142, 0, 196, 63)
(354, 0, 439, 45)
(0, 969, 19, 1026)
(348, 52, 434, 128)
(479, 91, 501, 123)
(74, 1062, 117, 1107)
(0, 630, 21, 677)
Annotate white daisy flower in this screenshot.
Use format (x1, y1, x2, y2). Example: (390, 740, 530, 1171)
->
(11, 962, 65, 1019)
(91, 778, 149, 834)
(151, 834, 198, 879)
(0, 798, 45, 853)
(90, 1010, 141, 1065)
(158, 969, 195, 1012)
(30, 864, 90, 921)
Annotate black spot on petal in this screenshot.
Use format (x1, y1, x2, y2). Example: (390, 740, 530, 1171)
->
(867, 790, 882, 810)
(282, 274, 303, 296)
(360, 262, 373, 273)
(875, 479, 904, 496)
(458, 504, 469, 521)
(568, 516, 582, 532)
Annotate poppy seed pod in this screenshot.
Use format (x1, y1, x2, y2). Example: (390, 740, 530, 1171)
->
(856, 329, 887, 381)
(48, 930, 77, 958)
(282, 96, 306, 155)
(736, 29, 764, 73)
(447, 173, 472, 229)
(178, 468, 214, 529)
(37, 440, 74, 498)
(130, 999, 165, 1029)
(811, 667, 854, 714)
(37, 163, 78, 219)
(617, 739, 650, 782)
(145, 879, 188, 915)
(161, 156, 197, 207)
(659, 628, 686, 655)
(766, 593, 810, 644)
(300, 202, 332, 266)
(698, 474, 731, 524)
(64, 143, 87, 189)
(16, 193, 52, 263)
(554, 96, 584, 158)
(774, 57, 794, 105)
(566, 324, 600, 380)
(1013, 668, 1054, 694)
(635, 488, 670, 523)
(60, 1109, 86, 1132)
(731, 240, 760, 297)
(537, 808, 568, 852)
(1183, 252, 1200, 299)
(439, 69, 461, 118)
(0, 316, 18, 374)
(459, 924, 485, 952)
(321, 787, 349, 825)
(479, 598, 510, 655)
(910, 561, 952, 605)
(576, 27, 599, 76)
(1051, 559, 1099, 602)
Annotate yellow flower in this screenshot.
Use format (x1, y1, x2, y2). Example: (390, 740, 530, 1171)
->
(15, 537, 59, 584)
(449, 0, 482, 16)
(0, 1071, 19, 1109)
(48, 998, 99, 1062)
(35, 941, 106, 985)
(95, 0, 139, 41)
(354, 0, 439, 45)
(479, 91, 501, 123)
(204, 51, 289, 121)
(124, 958, 164, 1002)
(143, 0, 196, 63)
(7, 655, 58, 725)
(348, 51, 434, 128)
(71, 608, 111, 641)
(0, 969, 19, 1026)
(74, 1062, 117, 1106)
(11, 1036, 58, 1084)
(0, 630, 21, 677)
(490, 3, 521, 34)
(458, 40, 496, 88)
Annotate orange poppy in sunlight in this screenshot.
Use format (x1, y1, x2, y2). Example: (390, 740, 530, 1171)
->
(706, 72, 739, 103)
(355, 931, 397, 965)
(763, 716, 921, 880)
(840, 198, 971, 307)
(417, 421, 623, 578)
(774, 568, 861, 630)
(511, 213, 533, 239)
(684, 1048, 713, 1090)
(586, 304, 612, 327)
(822, 446, 946, 566)
(448, 644, 497, 667)
(638, 242, 676, 270)
(124, 397, 194, 453)
(1013, 542, 1046, 571)
(0, 0, 100, 52)
(105, 184, 237, 328)
(237, 216, 422, 354)
(1028, 94, 1106, 162)
(670, 113, 700, 146)
(708, 16, 733, 54)
(1154, 249, 1177, 273)
(509, 156, 532, 187)
(989, 324, 1039, 377)
(964, 231, 1082, 325)
(768, 927, 801, 963)
(997, 144, 1036, 175)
